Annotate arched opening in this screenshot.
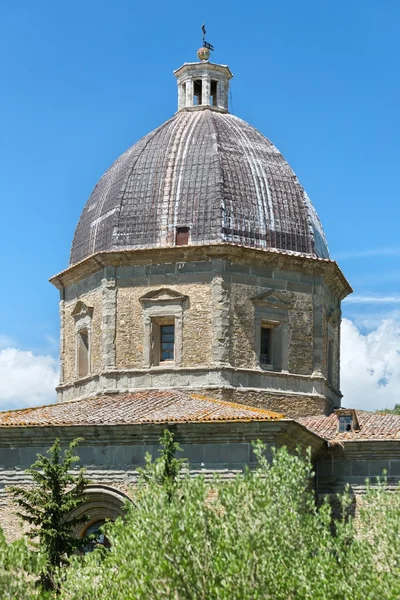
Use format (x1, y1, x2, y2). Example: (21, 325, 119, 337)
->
(82, 519, 111, 553)
(68, 485, 132, 541)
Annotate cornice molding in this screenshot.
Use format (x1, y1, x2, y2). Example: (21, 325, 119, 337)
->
(50, 244, 352, 300)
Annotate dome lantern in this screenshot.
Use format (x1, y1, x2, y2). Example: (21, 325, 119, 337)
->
(174, 60, 232, 112)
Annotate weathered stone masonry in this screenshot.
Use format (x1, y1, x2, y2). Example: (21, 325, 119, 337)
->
(53, 246, 350, 417)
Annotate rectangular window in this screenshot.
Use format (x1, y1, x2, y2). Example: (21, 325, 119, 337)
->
(339, 415, 353, 433)
(160, 324, 175, 362)
(78, 328, 89, 377)
(176, 227, 189, 245)
(260, 326, 272, 365)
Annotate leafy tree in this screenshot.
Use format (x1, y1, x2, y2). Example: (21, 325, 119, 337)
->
(9, 438, 89, 591)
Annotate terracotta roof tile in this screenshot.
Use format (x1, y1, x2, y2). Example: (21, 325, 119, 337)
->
(298, 410, 400, 441)
(0, 391, 283, 427)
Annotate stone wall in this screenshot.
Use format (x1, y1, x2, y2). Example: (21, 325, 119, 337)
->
(62, 288, 103, 385)
(116, 281, 213, 370)
(316, 441, 400, 497)
(0, 420, 323, 541)
(210, 388, 331, 418)
(57, 252, 343, 414)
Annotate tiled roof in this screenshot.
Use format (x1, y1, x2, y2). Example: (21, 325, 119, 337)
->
(70, 109, 329, 265)
(0, 391, 284, 427)
(298, 410, 400, 441)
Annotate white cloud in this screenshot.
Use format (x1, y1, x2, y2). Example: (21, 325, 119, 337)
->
(0, 335, 16, 350)
(345, 295, 400, 305)
(341, 318, 400, 411)
(0, 348, 59, 410)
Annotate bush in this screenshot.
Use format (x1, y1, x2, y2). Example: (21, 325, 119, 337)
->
(0, 529, 49, 599)
(58, 442, 400, 600)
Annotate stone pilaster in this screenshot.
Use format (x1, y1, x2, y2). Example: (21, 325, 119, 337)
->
(211, 263, 230, 366)
(202, 76, 211, 105)
(59, 295, 65, 386)
(178, 81, 186, 110)
(101, 276, 117, 370)
(185, 79, 193, 107)
(312, 278, 325, 377)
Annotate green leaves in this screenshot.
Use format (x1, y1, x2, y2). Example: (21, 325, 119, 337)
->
(9, 437, 89, 591)
(59, 442, 400, 600)
(4, 434, 400, 599)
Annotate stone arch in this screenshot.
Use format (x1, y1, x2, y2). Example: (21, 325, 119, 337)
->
(69, 485, 132, 538)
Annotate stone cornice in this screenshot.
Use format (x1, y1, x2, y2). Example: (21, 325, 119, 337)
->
(50, 244, 352, 300)
(173, 62, 233, 79)
(0, 420, 325, 459)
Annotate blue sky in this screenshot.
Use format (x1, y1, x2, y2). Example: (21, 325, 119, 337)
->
(0, 0, 399, 410)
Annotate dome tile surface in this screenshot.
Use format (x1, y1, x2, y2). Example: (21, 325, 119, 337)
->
(70, 109, 329, 265)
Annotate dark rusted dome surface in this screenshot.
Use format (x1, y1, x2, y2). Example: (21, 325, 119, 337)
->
(70, 109, 329, 265)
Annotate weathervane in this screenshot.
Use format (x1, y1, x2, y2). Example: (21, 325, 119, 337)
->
(201, 23, 214, 51)
(197, 23, 214, 61)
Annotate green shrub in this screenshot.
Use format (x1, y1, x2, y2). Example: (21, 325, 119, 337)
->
(58, 441, 400, 600)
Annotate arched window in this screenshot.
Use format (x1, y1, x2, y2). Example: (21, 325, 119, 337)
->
(83, 519, 111, 553)
(68, 485, 131, 541)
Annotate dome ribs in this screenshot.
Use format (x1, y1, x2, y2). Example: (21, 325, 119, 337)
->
(70, 109, 329, 264)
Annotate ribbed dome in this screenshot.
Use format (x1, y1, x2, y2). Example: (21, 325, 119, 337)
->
(70, 109, 329, 265)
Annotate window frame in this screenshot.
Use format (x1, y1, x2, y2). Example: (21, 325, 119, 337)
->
(338, 414, 353, 433)
(72, 301, 93, 380)
(140, 288, 188, 369)
(77, 327, 90, 378)
(252, 290, 292, 373)
(150, 317, 176, 366)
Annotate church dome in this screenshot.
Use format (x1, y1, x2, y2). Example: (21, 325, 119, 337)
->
(70, 66, 329, 266)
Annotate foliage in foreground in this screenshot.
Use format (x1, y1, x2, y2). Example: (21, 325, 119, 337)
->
(58, 441, 400, 600)
(378, 403, 400, 415)
(9, 438, 89, 590)
(0, 529, 50, 599)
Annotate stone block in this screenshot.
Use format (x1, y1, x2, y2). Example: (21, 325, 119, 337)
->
(177, 261, 212, 273)
(18, 447, 48, 469)
(369, 460, 389, 476)
(389, 460, 400, 476)
(180, 444, 204, 465)
(223, 443, 250, 465)
(351, 460, 369, 476)
(78, 446, 97, 465)
(149, 263, 176, 276)
(287, 281, 313, 294)
(94, 445, 114, 466)
(317, 460, 332, 477)
(226, 262, 251, 275)
(251, 265, 274, 278)
(0, 448, 21, 469)
(299, 273, 315, 284)
(202, 444, 224, 464)
(273, 269, 300, 282)
(332, 460, 352, 477)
